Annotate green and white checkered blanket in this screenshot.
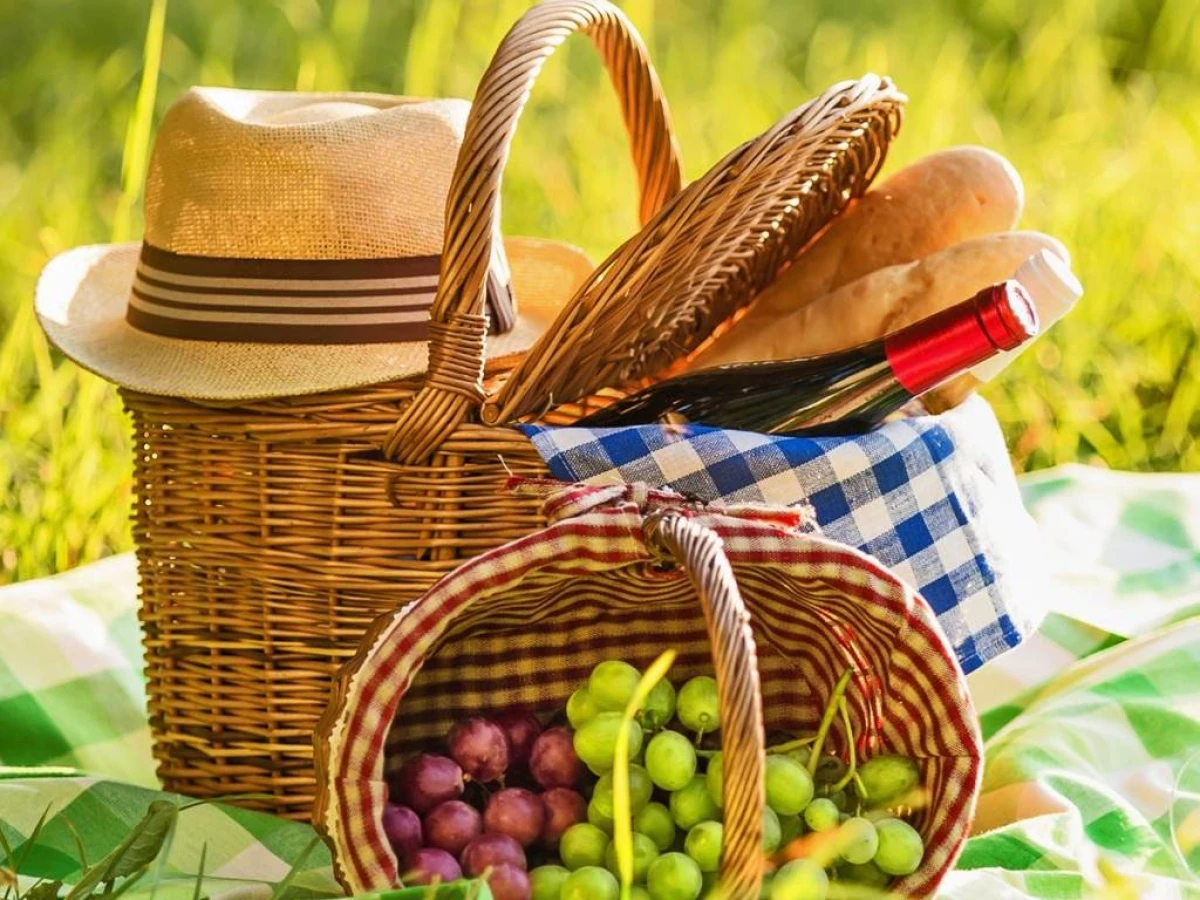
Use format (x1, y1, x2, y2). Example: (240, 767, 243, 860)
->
(2, 465, 1199, 898)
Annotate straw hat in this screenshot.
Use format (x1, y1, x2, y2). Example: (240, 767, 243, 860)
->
(35, 87, 593, 400)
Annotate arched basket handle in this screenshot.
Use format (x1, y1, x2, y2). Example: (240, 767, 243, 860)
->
(650, 513, 767, 899)
(384, 0, 682, 462)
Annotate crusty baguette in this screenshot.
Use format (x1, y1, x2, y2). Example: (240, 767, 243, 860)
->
(688, 231, 1069, 366)
(503, 236, 594, 327)
(689, 146, 1024, 369)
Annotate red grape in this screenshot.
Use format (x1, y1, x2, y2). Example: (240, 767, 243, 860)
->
(381, 803, 422, 863)
(540, 787, 586, 844)
(403, 847, 462, 886)
(529, 727, 584, 789)
(484, 787, 546, 847)
(487, 862, 532, 900)
(393, 753, 465, 814)
(448, 717, 510, 783)
(424, 799, 483, 856)
(494, 709, 543, 766)
(461, 832, 528, 875)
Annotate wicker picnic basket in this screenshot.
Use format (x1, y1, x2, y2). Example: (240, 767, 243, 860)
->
(120, 0, 905, 818)
(313, 483, 983, 898)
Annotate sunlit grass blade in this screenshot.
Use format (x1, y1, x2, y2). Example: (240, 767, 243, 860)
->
(192, 844, 207, 900)
(268, 834, 322, 900)
(111, 0, 167, 243)
(613, 650, 676, 899)
(11, 806, 52, 882)
(62, 815, 89, 875)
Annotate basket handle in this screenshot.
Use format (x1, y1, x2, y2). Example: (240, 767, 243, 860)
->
(650, 513, 766, 899)
(383, 0, 682, 462)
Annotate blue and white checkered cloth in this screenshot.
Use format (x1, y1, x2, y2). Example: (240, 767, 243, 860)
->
(521, 396, 1046, 673)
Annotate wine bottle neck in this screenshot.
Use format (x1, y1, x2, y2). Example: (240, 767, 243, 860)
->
(884, 282, 1037, 396)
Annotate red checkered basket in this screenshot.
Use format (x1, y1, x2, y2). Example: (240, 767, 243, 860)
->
(313, 482, 983, 897)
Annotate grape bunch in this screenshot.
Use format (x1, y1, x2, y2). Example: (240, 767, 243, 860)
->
(382, 659, 928, 900)
(383, 710, 589, 900)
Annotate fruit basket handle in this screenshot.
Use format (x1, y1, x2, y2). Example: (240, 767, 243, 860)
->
(384, 0, 682, 462)
(651, 512, 767, 899)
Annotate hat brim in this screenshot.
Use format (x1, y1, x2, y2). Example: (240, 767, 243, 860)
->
(35, 237, 592, 401)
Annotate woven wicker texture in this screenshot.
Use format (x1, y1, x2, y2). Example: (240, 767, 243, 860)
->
(124, 0, 904, 817)
(313, 486, 982, 897)
(484, 74, 904, 425)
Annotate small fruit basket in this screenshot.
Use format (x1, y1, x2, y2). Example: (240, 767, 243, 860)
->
(314, 482, 983, 898)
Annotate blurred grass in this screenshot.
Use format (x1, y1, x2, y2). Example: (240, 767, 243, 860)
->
(1, 0, 1198, 583)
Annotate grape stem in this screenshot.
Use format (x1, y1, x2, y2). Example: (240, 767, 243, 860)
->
(852, 771, 868, 800)
(807, 667, 854, 777)
(830, 697, 858, 794)
(765, 735, 818, 754)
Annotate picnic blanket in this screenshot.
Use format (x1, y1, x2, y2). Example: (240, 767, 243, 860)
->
(2, 464, 1199, 898)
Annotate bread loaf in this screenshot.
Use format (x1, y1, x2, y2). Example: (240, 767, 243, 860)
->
(688, 231, 1069, 366)
(503, 237, 594, 328)
(689, 146, 1024, 369)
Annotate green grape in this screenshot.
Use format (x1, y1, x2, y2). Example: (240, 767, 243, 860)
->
(767, 858, 828, 900)
(642, 678, 677, 731)
(592, 764, 655, 817)
(803, 798, 839, 832)
(646, 731, 698, 791)
(700, 872, 719, 899)
(530, 865, 571, 900)
(589, 799, 615, 835)
(560, 822, 611, 870)
(778, 814, 804, 847)
(705, 752, 723, 807)
(575, 711, 644, 773)
(647, 851, 704, 900)
(765, 755, 814, 815)
(761, 806, 782, 853)
(669, 776, 721, 830)
(825, 788, 847, 812)
(561, 865, 620, 900)
(839, 817, 879, 865)
(567, 687, 600, 728)
(605, 831, 660, 882)
(873, 818, 924, 876)
(676, 676, 720, 733)
(857, 754, 921, 807)
(812, 754, 846, 787)
(782, 745, 811, 768)
(590, 660, 642, 711)
(631, 887, 654, 900)
(837, 860, 891, 888)
(635, 802, 677, 852)
(684, 821, 723, 873)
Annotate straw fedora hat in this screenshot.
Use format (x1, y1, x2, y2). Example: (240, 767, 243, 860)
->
(35, 87, 593, 400)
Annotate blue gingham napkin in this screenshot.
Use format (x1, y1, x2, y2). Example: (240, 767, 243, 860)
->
(520, 396, 1045, 673)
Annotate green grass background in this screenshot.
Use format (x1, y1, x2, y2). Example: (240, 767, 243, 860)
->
(1, 0, 1197, 583)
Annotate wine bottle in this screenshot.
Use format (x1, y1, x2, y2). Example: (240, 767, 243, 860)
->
(923, 251, 1081, 413)
(577, 280, 1038, 435)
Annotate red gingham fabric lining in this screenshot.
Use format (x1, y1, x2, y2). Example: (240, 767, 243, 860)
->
(314, 485, 982, 896)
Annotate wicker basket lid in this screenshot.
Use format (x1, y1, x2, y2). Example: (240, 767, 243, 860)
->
(481, 75, 906, 425)
(314, 483, 981, 897)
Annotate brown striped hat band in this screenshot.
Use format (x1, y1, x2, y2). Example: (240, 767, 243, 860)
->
(126, 243, 515, 344)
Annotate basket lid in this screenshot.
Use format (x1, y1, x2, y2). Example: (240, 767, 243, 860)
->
(482, 74, 906, 424)
(314, 483, 980, 897)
